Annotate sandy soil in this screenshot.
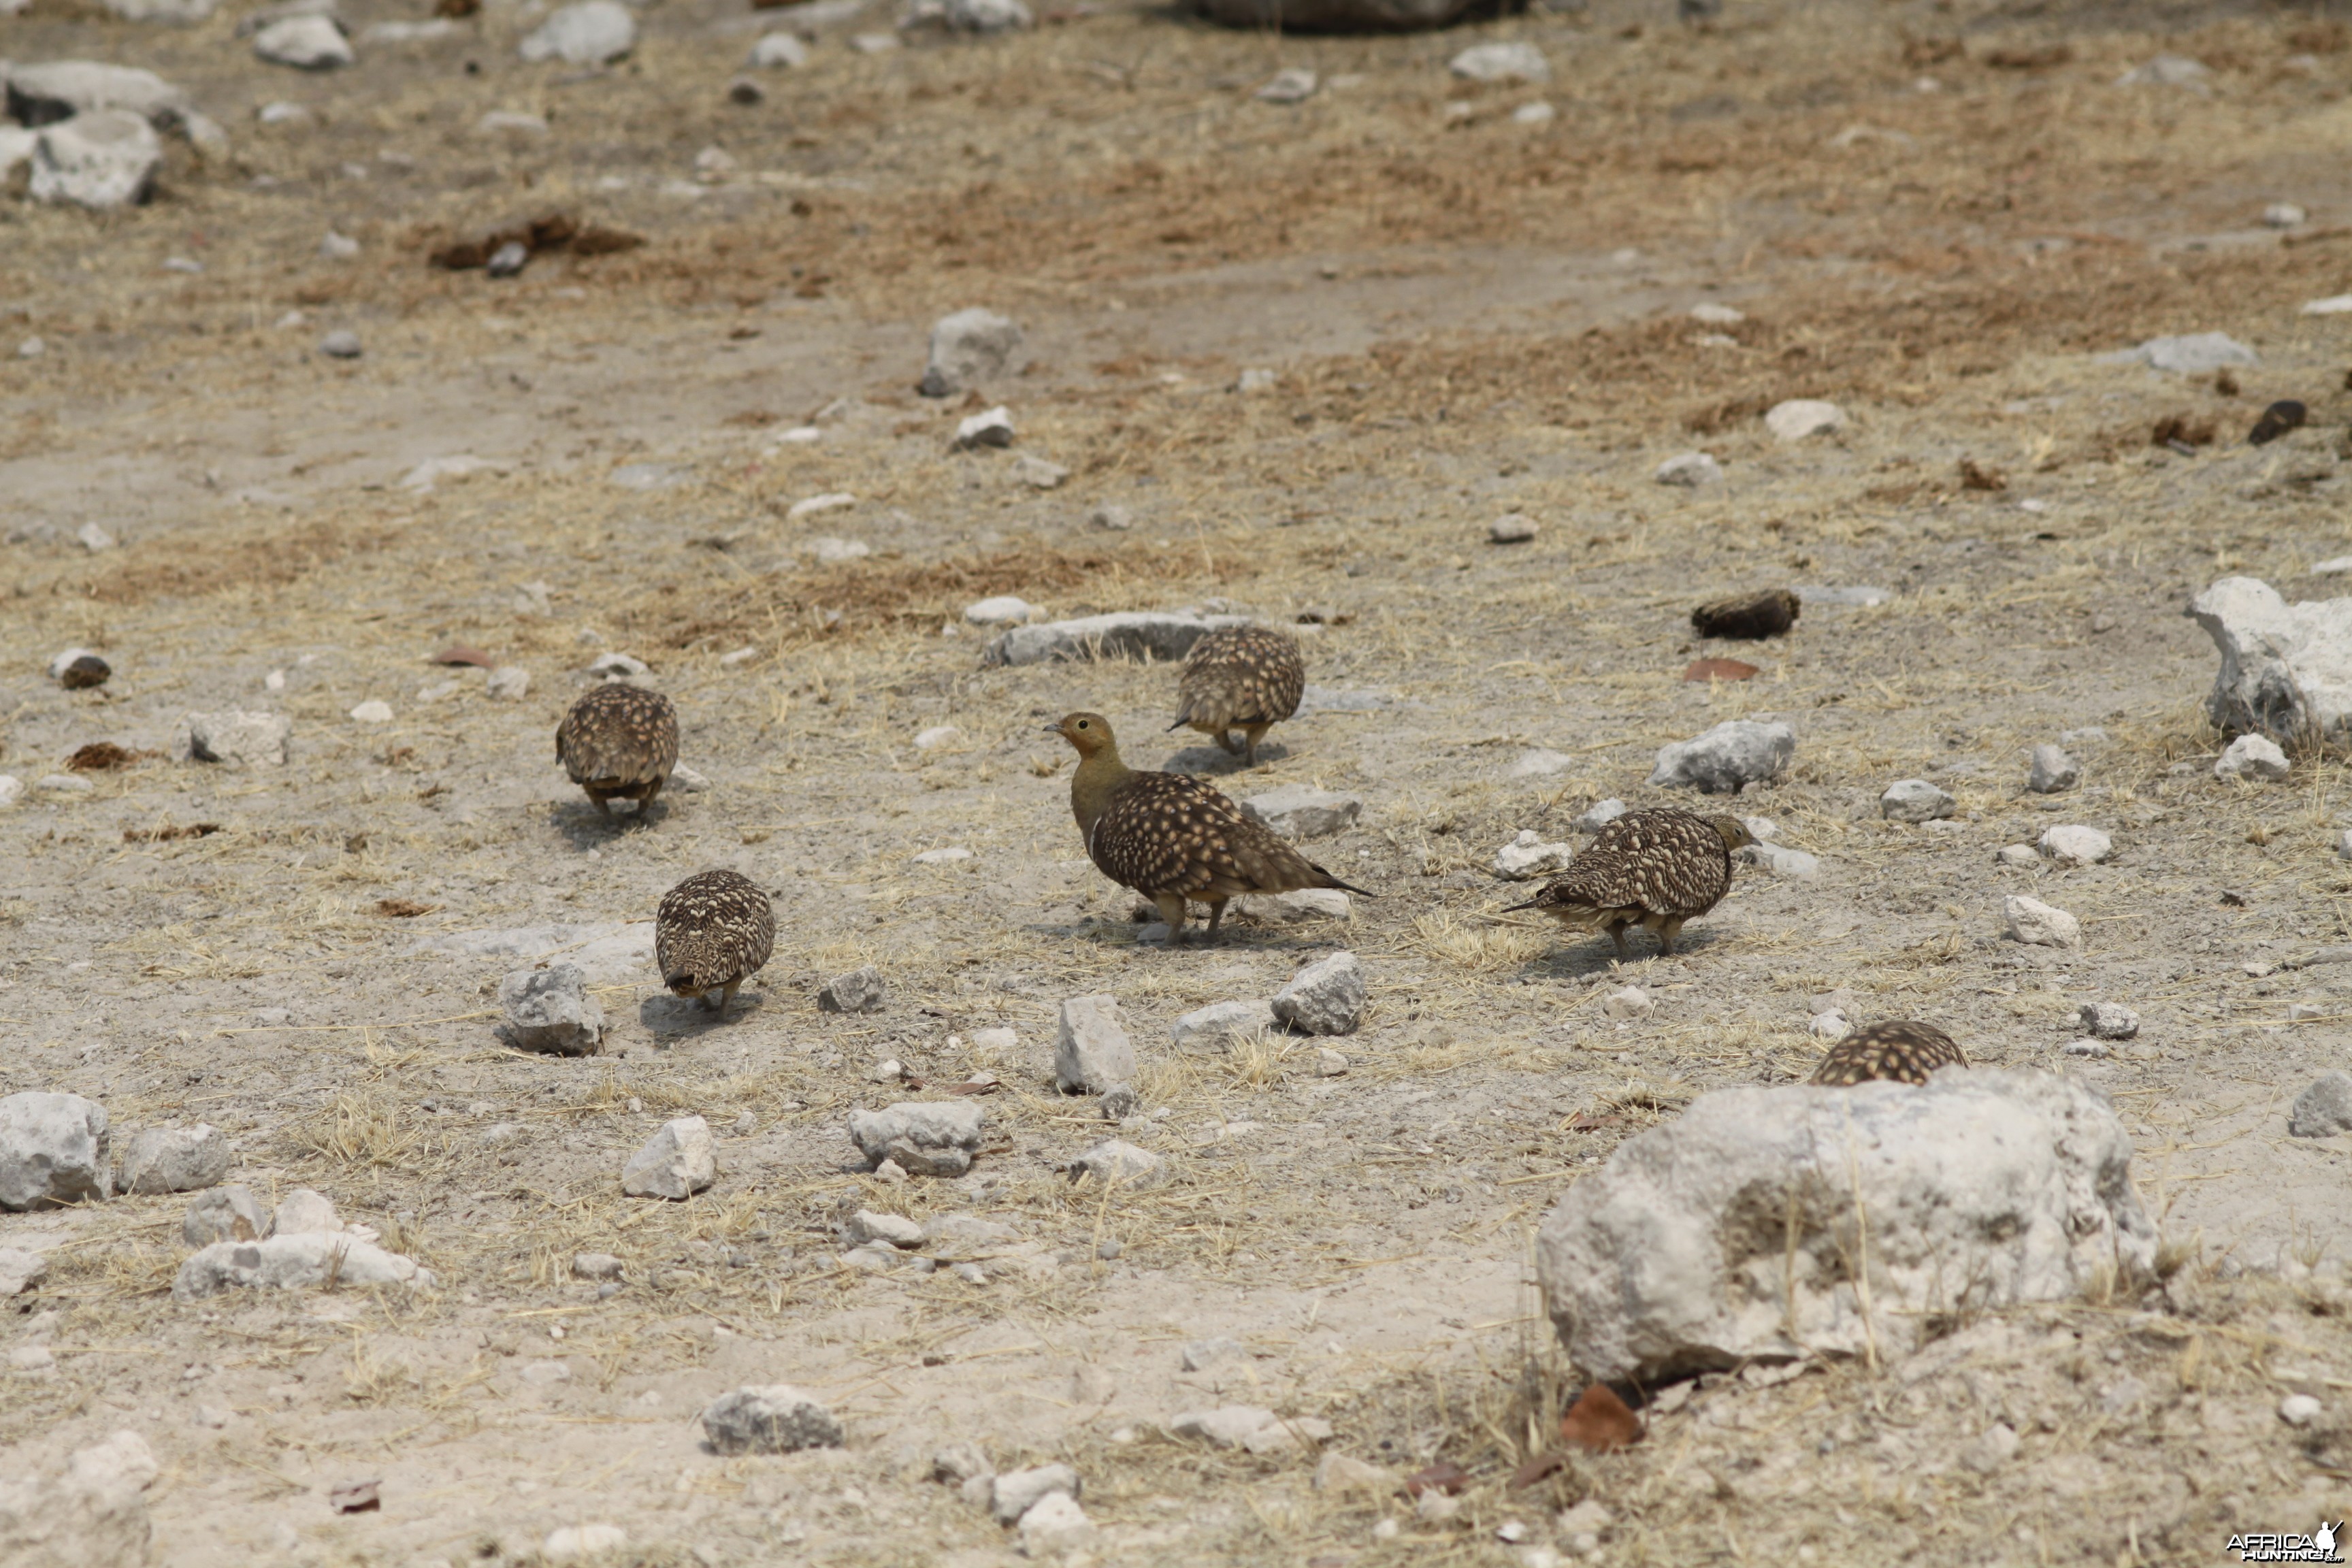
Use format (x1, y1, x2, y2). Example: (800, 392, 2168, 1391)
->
(3, 0, 2352, 1560)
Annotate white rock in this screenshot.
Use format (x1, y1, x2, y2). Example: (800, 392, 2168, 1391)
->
(2301, 295, 2352, 316)
(1011, 453, 1068, 489)
(174, 1233, 432, 1298)
(1170, 1000, 1279, 1051)
(915, 724, 963, 751)
(1763, 399, 1846, 441)
(543, 1526, 629, 1562)
(319, 230, 359, 260)
(31, 112, 162, 210)
(399, 454, 501, 491)
(2027, 744, 2079, 794)
(964, 595, 1038, 627)
(847, 1209, 924, 1249)
(475, 110, 548, 137)
(1490, 514, 1537, 544)
(1536, 1068, 2156, 1382)
(253, 14, 353, 68)
(521, 0, 636, 63)
(0, 1092, 111, 1211)
(348, 700, 393, 724)
(2078, 1002, 2138, 1040)
(1655, 451, 1725, 487)
(118, 1124, 229, 1194)
(1450, 42, 1548, 82)
(500, 963, 604, 1056)
(1959, 1422, 2020, 1473)
(1649, 719, 1795, 794)
(1510, 747, 1576, 778)
(1017, 1491, 1094, 1556)
(1273, 951, 1366, 1036)
(1512, 101, 1556, 125)
(1808, 1010, 1850, 1041)
(621, 1117, 715, 1200)
(1240, 785, 1362, 840)
(916, 0, 1032, 31)
(1993, 844, 2039, 869)
(102, 0, 220, 16)
(1235, 367, 1278, 393)
(2003, 895, 2080, 947)
(749, 31, 811, 67)
(913, 847, 972, 865)
(1237, 888, 1350, 923)
(953, 406, 1015, 451)
(810, 536, 870, 564)
(1879, 779, 1954, 823)
(1089, 504, 1134, 530)
(2123, 331, 2253, 372)
(2287, 1071, 2352, 1138)
(184, 1186, 268, 1246)
(1170, 1405, 1281, 1448)
(75, 523, 117, 553)
(2038, 825, 2112, 866)
(2279, 1393, 2324, 1426)
(1069, 1139, 1169, 1188)
(6, 61, 193, 129)
(786, 492, 855, 520)
(0, 1247, 47, 1297)
(701, 1386, 845, 1452)
(363, 16, 457, 39)
(1574, 799, 1628, 832)
(2264, 201, 2306, 229)
(1314, 1048, 1350, 1077)
(1601, 985, 1652, 1022)
(989, 1465, 1078, 1524)
(320, 329, 362, 359)
(982, 611, 1248, 668)
(1254, 68, 1317, 103)
(1690, 301, 1744, 325)
(0, 1431, 158, 1567)
(1494, 830, 1574, 880)
(920, 308, 1024, 397)
(487, 665, 530, 700)
(587, 651, 649, 679)
(1056, 995, 1135, 1094)
(273, 1188, 340, 1234)
(848, 1101, 984, 1177)
(2215, 733, 2290, 782)
(35, 774, 91, 795)
(2116, 54, 2210, 88)
(817, 965, 885, 1012)
(2189, 577, 2352, 745)
(1739, 844, 1820, 879)
(0, 778, 20, 809)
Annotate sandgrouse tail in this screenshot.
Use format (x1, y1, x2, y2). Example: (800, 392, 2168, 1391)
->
(1049, 710, 1370, 945)
(655, 869, 775, 1017)
(1507, 806, 1754, 960)
(1168, 625, 1305, 766)
(556, 683, 679, 815)
(1809, 1021, 1968, 1086)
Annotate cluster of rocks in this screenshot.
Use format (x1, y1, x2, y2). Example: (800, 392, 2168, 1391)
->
(930, 1449, 1093, 1554)
(176, 1186, 434, 1299)
(1169, 951, 1367, 1054)
(3, 61, 229, 210)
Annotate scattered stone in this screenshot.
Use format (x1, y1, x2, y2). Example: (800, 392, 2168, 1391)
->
(1011, 454, 1068, 489)
(2061, 1036, 2110, 1059)
(2003, 895, 2081, 948)
(0, 1092, 111, 1211)
(990, 1465, 1078, 1525)
(701, 1386, 844, 1454)
(621, 1117, 715, 1200)
(520, 0, 636, 63)
(74, 523, 116, 553)
(2280, 1392, 2324, 1426)
(1994, 843, 2038, 869)
(274, 1188, 340, 1234)
(785, 493, 855, 521)
(1056, 995, 1135, 1094)
(486, 240, 529, 278)
(2117, 53, 2210, 88)
(499, 964, 605, 1056)
(749, 31, 809, 67)
(1506, 747, 1573, 778)
(1488, 514, 1537, 544)
(1537, 1068, 2154, 1382)
(36, 774, 92, 795)
(183, 1185, 267, 1246)
(981, 611, 1246, 668)
(849, 1102, 985, 1177)
(810, 537, 870, 564)
(2287, 1071, 2352, 1138)
(934, 1442, 992, 1486)
(952, 407, 1015, 451)
(1171, 1405, 1333, 1453)
(1763, 399, 1846, 441)
(1098, 1084, 1141, 1121)
(904, 0, 1032, 31)
(2027, 744, 2079, 794)
(348, 699, 392, 723)
(571, 1252, 622, 1281)
(1740, 844, 1821, 879)
(920, 308, 1024, 397)
(818, 966, 886, 1013)
(319, 230, 359, 261)
(1649, 719, 1795, 794)
(2215, 734, 2291, 782)
(964, 595, 1039, 627)
(49, 649, 112, 689)
(847, 1209, 924, 1249)
(1573, 799, 1629, 832)
(1089, 504, 1134, 530)
(1235, 368, 1278, 394)
(1271, 951, 1366, 1036)
(487, 665, 530, 700)
(2078, 1002, 2139, 1040)
(320, 330, 362, 359)
(1314, 1048, 1350, 1077)
(1655, 451, 1725, 487)
(30, 111, 161, 210)
(2187, 576, 2352, 744)
(117, 1124, 229, 1195)
(1254, 67, 1317, 103)
(0, 1431, 159, 1567)
(1880, 779, 1955, 823)
(1809, 1010, 1851, 1041)
(1239, 785, 1362, 840)
(543, 1526, 629, 1562)
(174, 1233, 433, 1298)
(1169, 1000, 1279, 1051)
(2123, 331, 2253, 372)
(1017, 1491, 1093, 1555)
(1494, 830, 1574, 880)
(1959, 1422, 2020, 1473)
(1512, 101, 1555, 124)
(1314, 1452, 1395, 1494)
(1069, 1139, 1168, 1188)
(2337, 830, 2352, 862)
(1601, 985, 1652, 1022)
(1235, 889, 1351, 923)
(1450, 42, 1548, 82)
(253, 14, 353, 68)
(0, 1247, 46, 1298)
(2038, 825, 2112, 867)
(914, 847, 973, 865)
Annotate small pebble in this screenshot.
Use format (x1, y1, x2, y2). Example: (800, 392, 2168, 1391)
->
(2278, 1393, 2321, 1426)
(1489, 515, 1537, 544)
(320, 330, 362, 359)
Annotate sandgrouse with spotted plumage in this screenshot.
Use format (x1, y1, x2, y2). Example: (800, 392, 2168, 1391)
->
(1049, 711, 1371, 945)
(655, 869, 775, 1017)
(1168, 625, 1305, 766)
(1507, 806, 1754, 960)
(1809, 1021, 1968, 1086)
(556, 683, 679, 815)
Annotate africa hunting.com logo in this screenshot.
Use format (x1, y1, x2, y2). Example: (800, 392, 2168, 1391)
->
(2228, 1523, 2345, 1564)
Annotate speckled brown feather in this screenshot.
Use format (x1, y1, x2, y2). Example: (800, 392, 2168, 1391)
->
(1508, 808, 1752, 958)
(1809, 1022, 1968, 1086)
(1171, 626, 1305, 764)
(655, 868, 774, 1013)
(1692, 589, 1801, 640)
(555, 683, 679, 813)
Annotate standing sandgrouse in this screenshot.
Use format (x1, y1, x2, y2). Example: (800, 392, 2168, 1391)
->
(1168, 626, 1305, 766)
(1809, 1021, 1968, 1086)
(1506, 807, 1754, 960)
(1049, 712, 1371, 945)
(556, 683, 679, 815)
(1691, 589, 1800, 640)
(655, 869, 775, 1017)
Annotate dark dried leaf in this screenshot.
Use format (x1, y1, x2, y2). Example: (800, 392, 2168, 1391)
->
(432, 644, 496, 667)
(375, 898, 438, 917)
(329, 1480, 381, 1514)
(1405, 1460, 1471, 1497)
(1682, 658, 1759, 683)
(1509, 1451, 1568, 1490)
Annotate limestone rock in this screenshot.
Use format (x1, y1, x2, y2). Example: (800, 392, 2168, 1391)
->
(1536, 1069, 2157, 1382)
(0, 1092, 111, 1211)
(5, 61, 192, 130)
(1450, 42, 1548, 82)
(180, 710, 291, 767)
(2188, 576, 2352, 745)
(847, 1209, 924, 1248)
(1494, 829, 1574, 879)
(1271, 951, 1365, 1036)
(1170, 1000, 1279, 1051)
(989, 1464, 1077, 1525)
(919, 308, 1024, 397)
(2078, 1002, 2139, 1040)
(848, 1101, 984, 1177)
(2027, 745, 2079, 794)
(272, 1188, 340, 1234)
(0, 1431, 158, 1568)
(183, 1185, 268, 1246)
(700, 1386, 844, 1454)
(1017, 1490, 1093, 1556)
(2003, 895, 2080, 947)
(520, 0, 636, 63)
(1235, 889, 1350, 924)
(174, 1233, 434, 1299)
(253, 14, 353, 67)
(2215, 734, 2291, 782)
(621, 1117, 715, 1200)
(499, 963, 605, 1055)
(2288, 1072, 2352, 1138)
(817, 965, 886, 1013)
(1054, 995, 1135, 1094)
(1655, 452, 1724, 487)
(1574, 799, 1629, 832)
(1879, 779, 1954, 823)
(1239, 785, 1362, 840)
(1764, 399, 1846, 441)
(117, 1124, 229, 1195)
(31, 112, 162, 210)
(0, 1248, 47, 1298)
(2038, 826, 2112, 867)
(1649, 719, 1795, 794)
(1068, 1139, 1168, 1188)
(981, 611, 1248, 668)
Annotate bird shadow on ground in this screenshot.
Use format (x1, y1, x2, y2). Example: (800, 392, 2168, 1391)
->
(1519, 933, 1720, 983)
(551, 799, 670, 849)
(639, 992, 766, 1038)
(1158, 742, 1292, 775)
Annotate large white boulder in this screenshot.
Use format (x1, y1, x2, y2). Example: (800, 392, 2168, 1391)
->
(30, 112, 163, 210)
(0, 1092, 111, 1211)
(1536, 1070, 2156, 1382)
(2187, 576, 2352, 744)
(1648, 719, 1795, 794)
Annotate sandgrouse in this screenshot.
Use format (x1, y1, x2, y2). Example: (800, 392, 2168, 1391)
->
(1809, 1021, 1968, 1086)
(1691, 588, 1801, 640)
(1048, 711, 1371, 945)
(556, 683, 679, 815)
(1168, 625, 1305, 766)
(655, 869, 775, 1017)
(1507, 807, 1754, 960)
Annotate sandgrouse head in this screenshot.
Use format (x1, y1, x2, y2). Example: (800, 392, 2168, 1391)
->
(1047, 712, 1115, 757)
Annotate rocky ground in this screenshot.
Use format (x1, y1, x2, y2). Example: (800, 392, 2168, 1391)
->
(5, 0, 2352, 1561)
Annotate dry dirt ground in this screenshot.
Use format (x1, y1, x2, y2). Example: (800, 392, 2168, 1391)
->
(5, 0, 2352, 1560)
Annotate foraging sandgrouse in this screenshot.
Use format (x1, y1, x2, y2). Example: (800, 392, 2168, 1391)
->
(1169, 625, 1305, 766)
(1809, 1021, 1968, 1086)
(1048, 711, 1370, 945)
(556, 683, 679, 815)
(1507, 807, 1754, 960)
(1691, 589, 1800, 640)
(655, 870, 774, 1017)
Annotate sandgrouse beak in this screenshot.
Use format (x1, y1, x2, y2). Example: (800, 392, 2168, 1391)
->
(1041, 721, 1063, 734)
